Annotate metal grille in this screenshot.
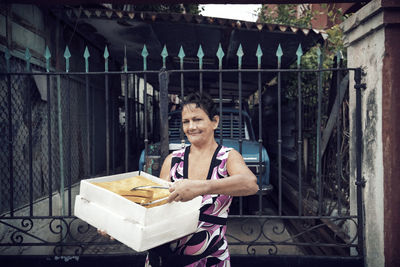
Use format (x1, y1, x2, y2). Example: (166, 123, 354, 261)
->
(0, 56, 52, 215)
(0, 53, 118, 216)
(0, 44, 365, 261)
(0, 55, 11, 214)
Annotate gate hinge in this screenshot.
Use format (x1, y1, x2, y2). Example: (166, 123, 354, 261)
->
(354, 83, 366, 90)
(355, 177, 366, 187)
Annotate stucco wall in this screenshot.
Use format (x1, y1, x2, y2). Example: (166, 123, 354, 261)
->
(341, 0, 387, 266)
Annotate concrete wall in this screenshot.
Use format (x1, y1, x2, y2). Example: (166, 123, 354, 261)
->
(342, 2, 385, 265)
(342, 0, 400, 266)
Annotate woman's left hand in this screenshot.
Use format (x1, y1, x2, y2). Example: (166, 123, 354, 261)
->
(167, 180, 205, 203)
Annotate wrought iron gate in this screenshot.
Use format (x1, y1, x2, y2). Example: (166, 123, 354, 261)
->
(0, 43, 365, 263)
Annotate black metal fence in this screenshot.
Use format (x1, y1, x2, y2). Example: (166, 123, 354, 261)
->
(0, 44, 365, 261)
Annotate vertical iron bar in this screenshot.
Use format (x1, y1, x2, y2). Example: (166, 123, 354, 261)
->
(132, 75, 136, 155)
(238, 63, 243, 216)
(124, 73, 129, 172)
(85, 75, 90, 177)
(137, 77, 141, 139)
(258, 67, 263, 214)
(142, 45, 149, 165)
(153, 86, 156, 142)
(105, 73, 110, 175)
(217, 44, 224, 146)
(112, 77, 116, 173)
(159, 70, 169, 164)
(57, 75, 65, 216)
(355, 68, 365, 256)
(277, 66, 282, 216)
(198, 45, 203, 94)
(135, 77, 139, 140)
(7, 73, 14, 216)
(336, 59, 342, 216)
(230, 113, 233, 138)
(47, 74, 52, 215)
(199, 71, 203, 94)
(238, 72, 243, 154)
(219, 72, 223, 145)
(180, 65, 184, 145)
(144, 73, 148, 170)
(67, 76, 71, 216)
(316, 56, 323, 215)
(91, 83, 95, 175)
(28, 73, 33, 216)
(297, 62, 303, 216)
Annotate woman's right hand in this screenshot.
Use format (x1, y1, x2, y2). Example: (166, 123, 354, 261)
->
(168, 179, 206, 203)
(97, 229, 114, 240)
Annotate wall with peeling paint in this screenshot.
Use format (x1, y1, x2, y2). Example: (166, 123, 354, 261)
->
(342, 0, 400, 266)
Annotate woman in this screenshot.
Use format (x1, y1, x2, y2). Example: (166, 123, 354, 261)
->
(146, 92, 259, 267)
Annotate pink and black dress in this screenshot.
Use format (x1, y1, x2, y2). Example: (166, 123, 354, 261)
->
(146, 144, 233, 267)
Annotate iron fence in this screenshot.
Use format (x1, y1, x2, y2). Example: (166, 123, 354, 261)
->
(0, 43, 365, 260)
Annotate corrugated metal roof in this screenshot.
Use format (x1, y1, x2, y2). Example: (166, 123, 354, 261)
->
(65, 7, 328, 39)
(56, 6, 326, 97)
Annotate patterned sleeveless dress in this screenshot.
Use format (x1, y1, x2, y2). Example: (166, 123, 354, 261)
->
(145, 144, 233, 267)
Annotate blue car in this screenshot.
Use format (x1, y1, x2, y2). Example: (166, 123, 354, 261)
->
(139, 108, 271, 191)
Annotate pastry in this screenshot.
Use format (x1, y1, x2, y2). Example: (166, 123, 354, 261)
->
(92, 175, 170, 208)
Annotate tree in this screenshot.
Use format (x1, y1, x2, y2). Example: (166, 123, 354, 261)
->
(257, 4, 352, 212)
(257, 4, 315, 28)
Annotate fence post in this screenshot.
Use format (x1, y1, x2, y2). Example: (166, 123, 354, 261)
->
(158, 69, 169, 165)
(5, 48, 13, 216)
(354, 67, 366, 257)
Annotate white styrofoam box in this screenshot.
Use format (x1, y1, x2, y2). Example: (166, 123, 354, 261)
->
(74, 171, 202, 251)
(75, 195, 200, 252)
(77, 171, 202, 226)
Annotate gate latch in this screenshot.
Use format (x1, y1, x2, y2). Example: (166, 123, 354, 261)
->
(355, 177, 366, 187)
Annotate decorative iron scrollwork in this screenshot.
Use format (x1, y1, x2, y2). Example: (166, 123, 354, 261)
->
(0, 217, 118, 256)
(0, 216, 359, 256)
(9, 218, 33, 244)
(226, 216, 359, 256)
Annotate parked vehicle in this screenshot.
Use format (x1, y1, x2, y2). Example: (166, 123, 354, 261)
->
(139, 106, 271, 192)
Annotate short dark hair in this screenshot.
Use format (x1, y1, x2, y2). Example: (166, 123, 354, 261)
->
(182, 92, 217, 120)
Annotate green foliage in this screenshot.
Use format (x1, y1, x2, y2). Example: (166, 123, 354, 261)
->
(257, 4, 316, 28)
(257, 4, 348, 68)
(257, 4, 349, 99)
(256, 3, 351, 145)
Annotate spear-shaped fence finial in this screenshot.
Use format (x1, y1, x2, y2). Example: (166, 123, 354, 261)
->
(197, 45, 204, 70)
(178, 45, 185, 69)
(104, 45, 109, 72)
(276, 44, 283, 68)
(25, 48, 32, 72)
(236, 44, 244, 69)
(256, 44, 263, 69)
(84, 46, 90, 73)
(296, 44, 303, 68)
(45, 46, 51, 72)
(64, 46, 71, 73)
(216, 43, 224, 69)
(161, 45, 168, 69)
(141, 44, 149, 71)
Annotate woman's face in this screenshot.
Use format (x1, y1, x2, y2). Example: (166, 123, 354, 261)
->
(181, 104, 219, 145)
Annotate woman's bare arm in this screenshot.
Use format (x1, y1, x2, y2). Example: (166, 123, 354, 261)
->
(168, 149, 259, 202)
(158, 153, 173, 182)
